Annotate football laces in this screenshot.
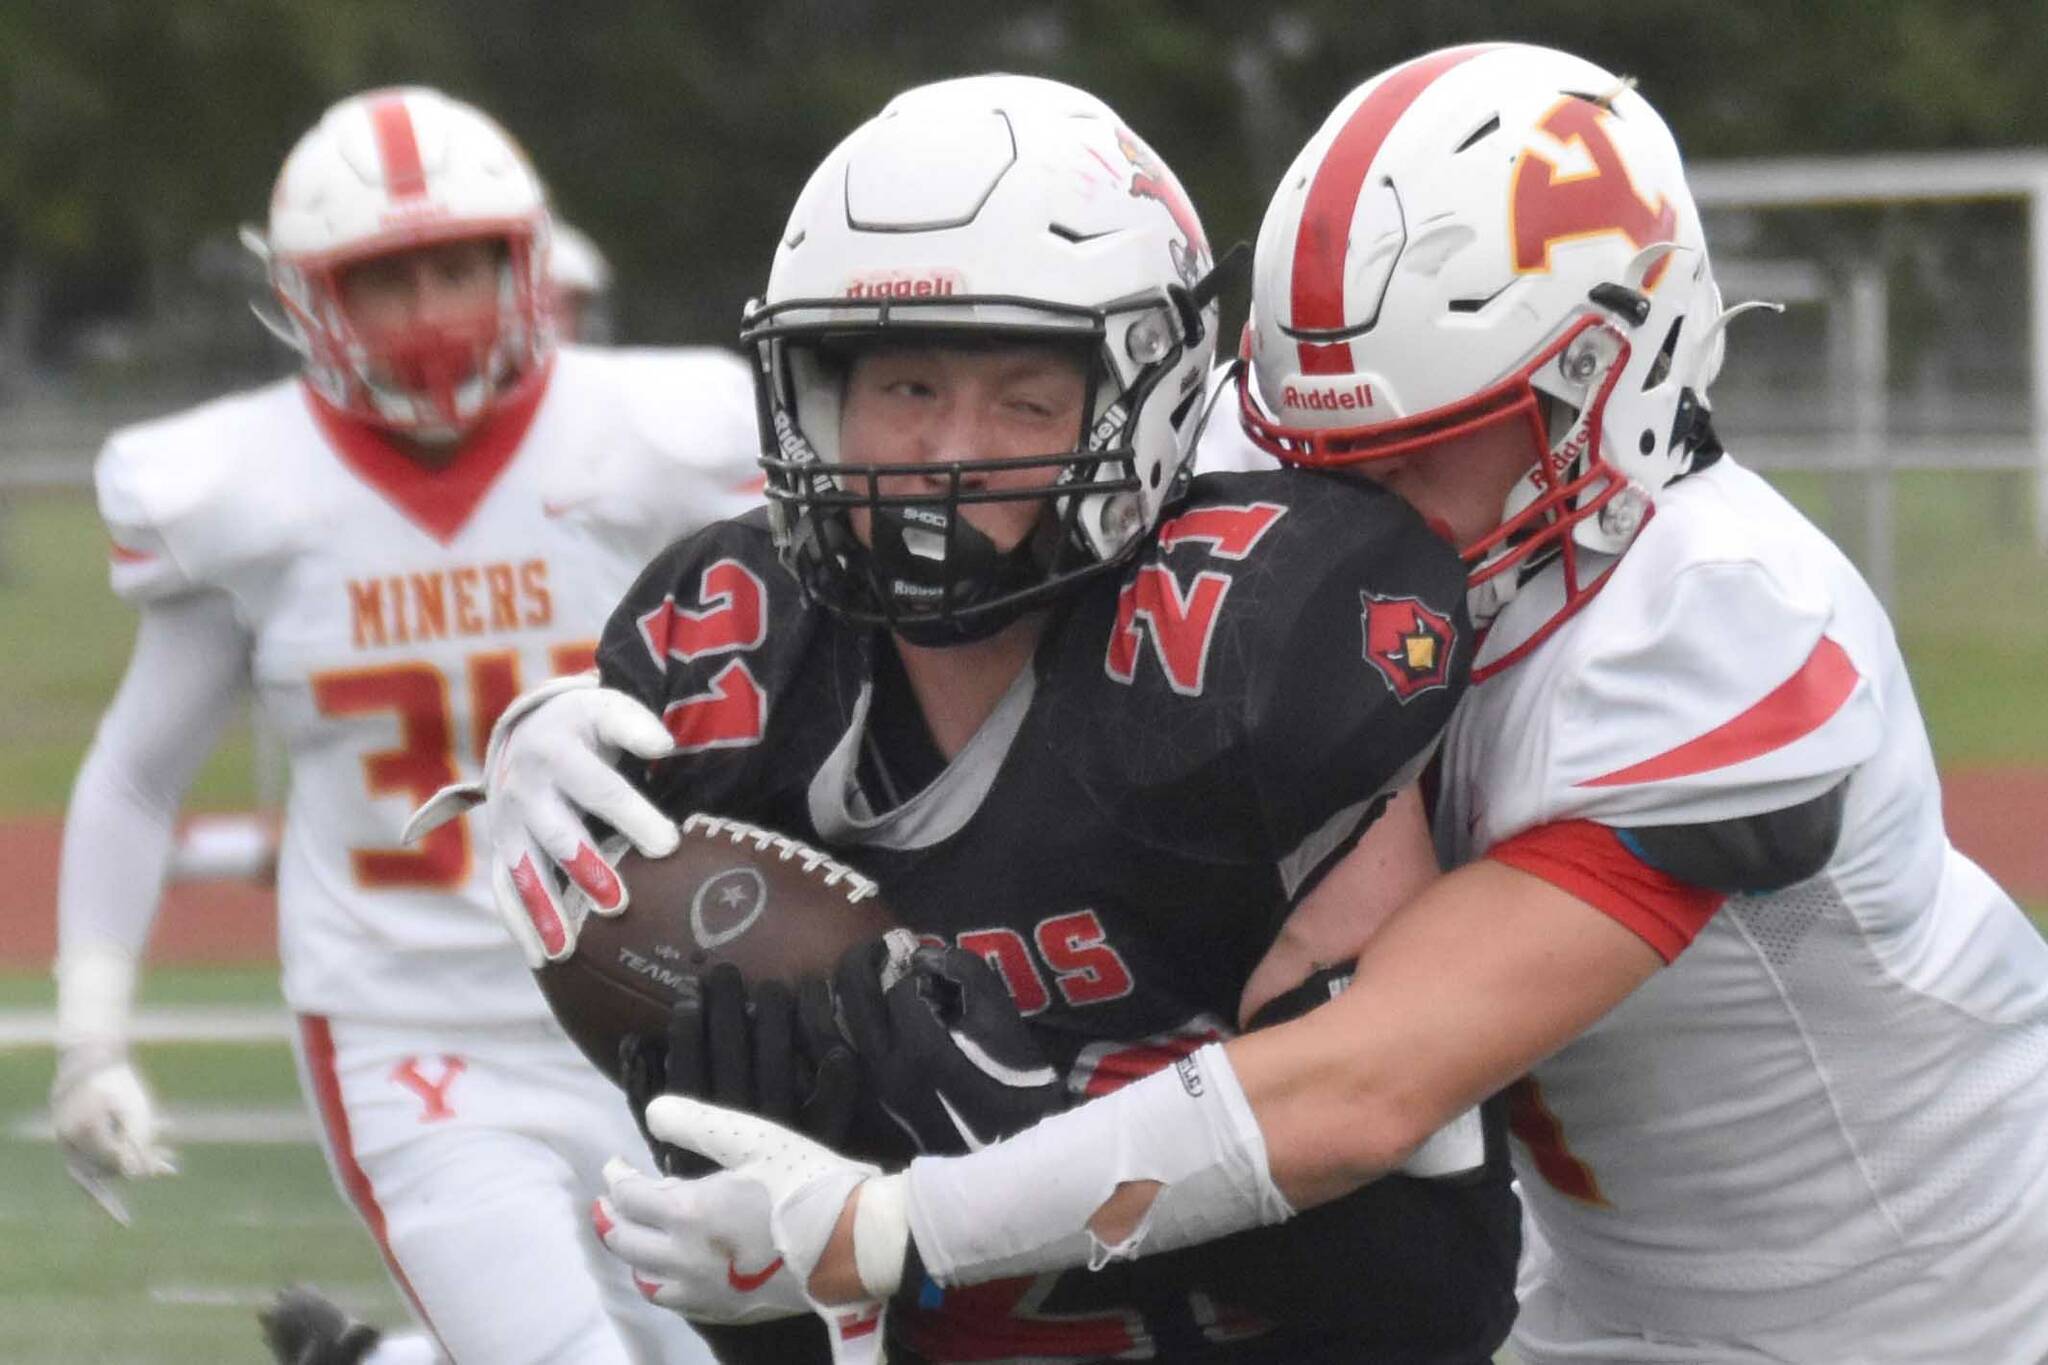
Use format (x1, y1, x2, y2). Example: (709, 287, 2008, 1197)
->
(680, 813, 881, 903)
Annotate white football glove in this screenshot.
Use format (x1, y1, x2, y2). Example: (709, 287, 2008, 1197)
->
(52, 946, 174, 1223)
(594, 1157, 810, 1325)
(633, 1095, 900, 1363)
(52, 1048, 175, 1219)
(403, 674, 679, 968)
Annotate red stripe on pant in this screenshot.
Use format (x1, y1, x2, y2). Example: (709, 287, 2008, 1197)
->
(299, 1014, 450, 1356)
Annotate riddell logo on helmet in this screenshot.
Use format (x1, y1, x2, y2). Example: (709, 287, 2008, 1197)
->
(377, 199, 452, 229)
(1282, 381, 1378, 413)
(845, 270, 963, 299)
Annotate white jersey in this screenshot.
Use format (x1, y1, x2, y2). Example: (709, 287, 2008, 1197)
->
(1435, 457, 2048, 1351)
(1191, 365, 1280, 477)
(96, 345, 761, 1026)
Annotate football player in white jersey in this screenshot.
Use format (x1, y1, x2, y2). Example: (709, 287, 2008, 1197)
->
(49, 86, 747, 1364)
(527, 45, 2048, 1365)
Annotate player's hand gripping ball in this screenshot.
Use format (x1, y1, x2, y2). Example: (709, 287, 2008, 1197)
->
(537, 814, 897, 1088)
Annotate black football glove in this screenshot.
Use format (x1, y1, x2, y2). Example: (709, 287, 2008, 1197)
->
(834, 929, 1068, 1157)
(619, 961, 860, 1178)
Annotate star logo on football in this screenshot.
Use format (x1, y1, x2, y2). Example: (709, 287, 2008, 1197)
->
(689, 867, 768, 950)
(1360, 592, 1456, 702)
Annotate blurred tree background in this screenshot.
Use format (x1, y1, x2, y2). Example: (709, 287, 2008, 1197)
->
(4, 0, 2048, 383)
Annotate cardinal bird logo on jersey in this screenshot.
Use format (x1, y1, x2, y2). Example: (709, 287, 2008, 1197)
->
(1360, 592, 1455, 702)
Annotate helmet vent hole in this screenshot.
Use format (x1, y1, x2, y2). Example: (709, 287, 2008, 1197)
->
(1048, 222, 1112, 244)
(1448, 281, 1511, 315)
(1639, 429, 1656, 455)
(1452, 114, 1500, 154)
(1643, 317, 1683, 390)
(1149, 464, 1163, 489)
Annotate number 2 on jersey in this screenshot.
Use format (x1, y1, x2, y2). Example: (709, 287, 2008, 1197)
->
(634, 558, 770, 752)
(311, 642, 596, 890)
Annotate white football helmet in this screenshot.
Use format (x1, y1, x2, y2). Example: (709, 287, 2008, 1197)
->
(257, 86, 553, 436)
(549, 221, 614, 343)
(1240, 44, 1734, 658)
(743, 74, 1224, 644)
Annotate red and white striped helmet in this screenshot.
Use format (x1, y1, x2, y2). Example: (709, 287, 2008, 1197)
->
(260, 86, 553, 435)
(1241, 44, 1728, 641)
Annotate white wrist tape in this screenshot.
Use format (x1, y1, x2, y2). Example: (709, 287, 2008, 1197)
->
(54, 942, 140, 1054)
(852, 1172, 910, 1299)
(904, 1042, 1292, 1286)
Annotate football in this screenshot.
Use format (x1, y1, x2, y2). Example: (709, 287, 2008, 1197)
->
(536, 812, 896, 1085)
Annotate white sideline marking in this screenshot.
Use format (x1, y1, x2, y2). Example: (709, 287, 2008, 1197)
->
(0, 1004, 291, 1049)
(148, 1282, 391, 1310)
(10, 1101, 316, 1145)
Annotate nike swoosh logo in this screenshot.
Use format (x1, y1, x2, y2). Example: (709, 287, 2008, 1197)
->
(726, 1255, 785, 1293)
(542, 497, 592, 518)
(937, 1092, 991, 1153)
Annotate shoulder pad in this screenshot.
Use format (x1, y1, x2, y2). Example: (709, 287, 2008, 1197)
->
(1217, 473, 1470, 853)
(94, 382, 301, 604)
(594, 508, 790, 706)
(1542, 556, 1882, 828)
(1052, 472, 1468, 872)
(1620, 778, 1848, 893)
(595, 509, 821, 816)
(555, 347, 763, 562)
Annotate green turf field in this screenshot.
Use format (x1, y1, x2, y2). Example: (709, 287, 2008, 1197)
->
(0, 968, 402, 1362)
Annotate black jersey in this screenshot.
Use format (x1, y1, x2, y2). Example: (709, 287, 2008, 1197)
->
(597, 470, 1513, 1362)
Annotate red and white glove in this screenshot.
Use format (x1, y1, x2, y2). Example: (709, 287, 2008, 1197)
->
(403, 674, 678, 968)
(594, 1157, 810, 1325)
(609, 1095, 900, 1362)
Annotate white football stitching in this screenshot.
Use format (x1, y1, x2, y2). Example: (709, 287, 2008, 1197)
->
(678, 812, 878, 903)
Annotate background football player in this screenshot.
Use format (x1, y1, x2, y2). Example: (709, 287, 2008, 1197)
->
(591, 44, 2048, 1365)
(550, 222, 614, 345)
(49, 85, 758, 1365)
(430, 74, 1520, 1363)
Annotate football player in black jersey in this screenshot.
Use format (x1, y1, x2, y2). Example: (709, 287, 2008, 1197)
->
(428, 75, 1516, 1363)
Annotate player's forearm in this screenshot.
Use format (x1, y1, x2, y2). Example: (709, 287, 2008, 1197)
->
(56, 595, 248, 1028)
(56, 751, 182, 1002)
(805, 860, 1665, 1304)
(1242, 857, 1666, 1203)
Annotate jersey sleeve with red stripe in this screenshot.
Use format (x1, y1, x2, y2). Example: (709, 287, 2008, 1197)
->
(94, 383, 299, 605)
(1535, 555, 1882, 830)
(1489, 820, 1725, 962)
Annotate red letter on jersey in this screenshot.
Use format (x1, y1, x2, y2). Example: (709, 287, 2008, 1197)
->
(956, 928, 1051, 1016)
(1105, 568, 1231, 697)
(1035, 910, 1134, 1007)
